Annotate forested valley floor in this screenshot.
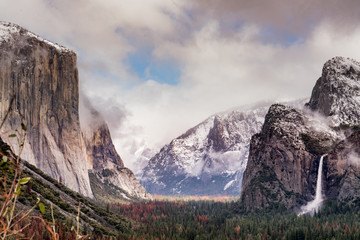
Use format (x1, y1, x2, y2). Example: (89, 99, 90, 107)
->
(110, 198, 360, 239)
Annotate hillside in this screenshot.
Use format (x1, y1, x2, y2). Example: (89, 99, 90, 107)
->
(0, 137, 133, 238)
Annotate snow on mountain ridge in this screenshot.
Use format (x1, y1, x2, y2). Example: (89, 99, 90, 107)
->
(308, 56, 360, 127)
(140, 105, 270, 195)
(0, 21, 70, 52)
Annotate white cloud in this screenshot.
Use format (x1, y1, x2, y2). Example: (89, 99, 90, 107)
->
(118, 21, 360, 165)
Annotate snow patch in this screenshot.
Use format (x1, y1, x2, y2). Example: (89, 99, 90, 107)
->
(0, 21, 71, 53)
(140, 104, 269, 195)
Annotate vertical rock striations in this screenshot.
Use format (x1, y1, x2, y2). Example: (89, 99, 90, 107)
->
(0, 22, 93, 197)
(240, 104, 337, 211)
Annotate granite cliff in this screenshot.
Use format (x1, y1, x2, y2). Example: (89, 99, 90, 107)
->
(81, 99, 151, 200)
(241, 57, 360, 211)
(0, 21, 93, 197)
(307, 57, 360, 127)
(0, 21, 149, 200)
(325, 128, 360, 201)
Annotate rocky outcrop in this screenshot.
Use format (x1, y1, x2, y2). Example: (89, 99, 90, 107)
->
(307, 57, 360, 127)
(325, 130, 360, 201)
(140, 106, 268, 196)
(81, 97, 125, 171)
(81, 99, 151, 200)
(0, 22, 93, 197)
(241, 57, 360, 211)
(240, 104, 338, 210)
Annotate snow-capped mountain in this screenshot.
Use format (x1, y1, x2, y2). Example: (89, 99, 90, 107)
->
(307, 57, 360, 127)
(140, 106, 269, 196)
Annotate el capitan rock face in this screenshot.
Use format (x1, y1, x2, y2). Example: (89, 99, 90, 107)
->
(241, 57, 360, 211)
(0, 21, 93, 197)
(0, 21, 150, 200)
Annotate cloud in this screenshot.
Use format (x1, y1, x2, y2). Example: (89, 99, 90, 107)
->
(121, 20, 360, 160)
(192, 0, 360, 38)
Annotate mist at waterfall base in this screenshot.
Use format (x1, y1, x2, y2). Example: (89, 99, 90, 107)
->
(298, 155, 327, 216)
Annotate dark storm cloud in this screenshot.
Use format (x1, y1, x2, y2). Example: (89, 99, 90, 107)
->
(193, 0, 360, 35)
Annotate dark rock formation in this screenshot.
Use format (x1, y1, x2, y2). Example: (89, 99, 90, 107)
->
(240, 104, 337, 211)
(241, 57, 360, 211)
(81, 97, 124, 170)
(326, 130, 360, 201)
(81, 99, 151, 200)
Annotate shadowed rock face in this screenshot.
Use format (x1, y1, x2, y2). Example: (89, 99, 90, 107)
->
(86, 123, 124, 170)
(241, 57, 360, 211)
(326, 131, 360, 201)
(85, 122, 152, 200)
(0, 22, 93, 197)
(82, 99, 151, 200)
(81, 98, 125, 171)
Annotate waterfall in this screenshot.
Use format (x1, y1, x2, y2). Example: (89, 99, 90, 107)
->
(298, 154, 327, 216)
(314, 155, 324, 203)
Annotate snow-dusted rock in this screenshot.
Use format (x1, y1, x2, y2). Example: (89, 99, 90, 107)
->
(308, 57, 360, 127)
(240, 104, 341, 211)
(241, 56, 360, 211)
(140, 106, 269, 196)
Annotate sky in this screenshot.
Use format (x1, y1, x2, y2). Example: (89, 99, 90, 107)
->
(1, 0, 360, 172)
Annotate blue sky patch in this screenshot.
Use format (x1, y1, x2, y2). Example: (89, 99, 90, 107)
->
(260, 25, 304, 47)
(127, 47, 181, 86)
